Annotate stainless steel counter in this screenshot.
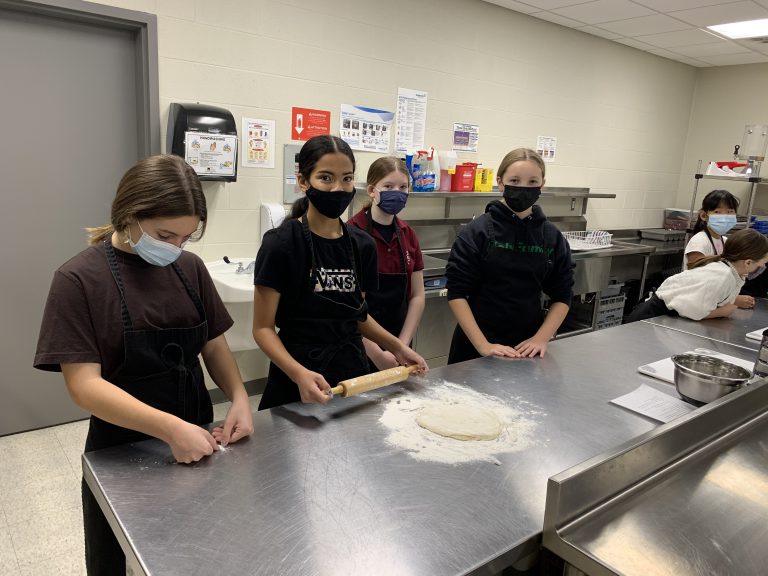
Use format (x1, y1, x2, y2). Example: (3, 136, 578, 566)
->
(543, 372, 768, 576)
(569, 240, 654, 261)
(643, 296, 768, 352)
(83, 323, 756, 576)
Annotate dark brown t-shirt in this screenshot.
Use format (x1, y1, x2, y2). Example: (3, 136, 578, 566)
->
(34, 241, 233, 378)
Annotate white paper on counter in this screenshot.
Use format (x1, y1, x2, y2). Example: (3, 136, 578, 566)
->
(610, 384, 695, 423)
(638, 348, 755, 385)
(746, 327, 768, 342)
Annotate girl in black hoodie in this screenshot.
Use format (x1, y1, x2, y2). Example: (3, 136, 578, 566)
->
(445, 148, 574, 364)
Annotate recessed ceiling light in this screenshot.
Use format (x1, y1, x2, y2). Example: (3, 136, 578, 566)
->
(708, 18, 768, 39)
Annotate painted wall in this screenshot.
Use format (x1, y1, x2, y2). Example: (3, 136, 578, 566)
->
(674, 62, 768, 217)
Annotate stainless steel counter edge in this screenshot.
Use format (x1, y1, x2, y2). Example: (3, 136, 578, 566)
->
(570, 240, 654, 260)
(542, 378, 768, 576)
(354, 188, 616, 199)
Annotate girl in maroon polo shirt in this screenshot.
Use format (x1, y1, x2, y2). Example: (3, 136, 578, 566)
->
(349, 157, 426, 370)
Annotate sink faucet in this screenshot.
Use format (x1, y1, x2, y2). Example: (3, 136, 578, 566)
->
(235, 260, 256, 275)
(223, 256, 255, 275)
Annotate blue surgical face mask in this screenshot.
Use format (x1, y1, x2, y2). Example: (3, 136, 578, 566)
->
(128, 222, 184, 267)
(707, 214, 737, 236)
(376, 189, 408, 215)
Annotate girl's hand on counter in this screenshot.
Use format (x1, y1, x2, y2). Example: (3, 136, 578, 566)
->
(372, 349, 400, 371)
(736, 295, 755, 309)
(515, 337, 549, 358)
(293, 369, 332, 404)
(168, 420, 218, 464)
(479, 343, 521, 358)
(393, 346, 429, 375)
(212, 398, 254, 447)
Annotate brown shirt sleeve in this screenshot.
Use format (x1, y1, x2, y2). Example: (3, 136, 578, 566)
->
(34, 243, 233, 376)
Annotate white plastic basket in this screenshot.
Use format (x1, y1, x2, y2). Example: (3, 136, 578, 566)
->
(563, 230, 613, 251)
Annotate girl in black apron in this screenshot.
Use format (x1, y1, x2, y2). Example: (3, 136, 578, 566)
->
(348, 157, 426, 372)
(445, 148, 574, 363)
(252, 136, 428, 409)
(33, 155, 253, 575)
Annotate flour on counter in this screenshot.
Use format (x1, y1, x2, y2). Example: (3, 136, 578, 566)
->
(379, 380, 541, 464)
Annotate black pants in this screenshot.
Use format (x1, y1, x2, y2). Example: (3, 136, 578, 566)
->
(625, 293, 677, 323)
(82, 479, 125, 575)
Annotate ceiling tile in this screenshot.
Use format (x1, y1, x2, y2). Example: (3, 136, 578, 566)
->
(530, 10, 585, 27)
(550, 0, 656, 24)
(671, 41, 751, 56)
(637, 27, 725, 47)
(510, 0, 593, 9)
(669, 1, 768, 27)
(754, 0, 768, 8)
(614, 37, 657, 50)
(482, 0, 540, 13)
(698, 51, 768, 64)
(668, 55, 712, 66)
(735, 37, 768, 53)
(597, 14, 693, 36)
(633, 0, 743, 11)
(576, 25, 623, 40)
(645, 46, 690, 59)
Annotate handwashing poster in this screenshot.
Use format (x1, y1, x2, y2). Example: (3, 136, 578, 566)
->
(340, 104, 394, 153)
(242, 118, 275, 168)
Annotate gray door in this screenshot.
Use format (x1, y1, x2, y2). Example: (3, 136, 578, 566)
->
(0, 3, 157, 435)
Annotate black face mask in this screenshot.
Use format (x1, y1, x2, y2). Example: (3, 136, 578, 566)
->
(503, 185, 541, 213)
(305, 186, 355, 219)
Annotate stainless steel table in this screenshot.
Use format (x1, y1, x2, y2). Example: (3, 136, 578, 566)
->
(642, 296, 768, 352)
(83, 323, 756, 576)
(543, 373, 768, 576)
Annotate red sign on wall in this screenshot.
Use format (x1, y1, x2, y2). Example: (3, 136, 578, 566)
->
(291, 107, 331, 141)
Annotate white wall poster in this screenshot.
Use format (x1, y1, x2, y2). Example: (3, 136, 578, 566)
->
(452, 123, 479, 152)
(395, 87, 427, 152)
(185, 132, 237, 177)
(339, 105, 394, 153)
(242, 118, 275, 168)
(536, 135, 557, 161)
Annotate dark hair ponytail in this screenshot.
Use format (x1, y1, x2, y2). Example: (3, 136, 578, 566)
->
(692, 189, 740, 233)
(288, 135, 356, 220)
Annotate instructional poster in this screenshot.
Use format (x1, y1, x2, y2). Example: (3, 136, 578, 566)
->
(395, 87, 427, 152)
(291, 107, 331, 141)
(536, 135, 557, 161)
(452, 123, 479, 152)
(340, 104, 394, 153)
(242, 118, 275, 168)
(185, 132, 237, 177)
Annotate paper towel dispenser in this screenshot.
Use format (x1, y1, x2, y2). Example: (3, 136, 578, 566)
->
(167, 103, 238, 182)
(260, 203, 286, 240)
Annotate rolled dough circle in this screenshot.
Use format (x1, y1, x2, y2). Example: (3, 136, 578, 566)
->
(416, 404, 502, 441)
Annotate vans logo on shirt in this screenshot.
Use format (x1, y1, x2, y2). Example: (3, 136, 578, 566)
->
(314, 268, 357, 292)
(491, 240, 554, 256)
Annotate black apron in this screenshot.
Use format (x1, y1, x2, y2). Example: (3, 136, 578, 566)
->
(364, 210, 409, 337)
(82, 239, 212, 576)
(448, 215, 548, 364)
(258, 218, 370, 410)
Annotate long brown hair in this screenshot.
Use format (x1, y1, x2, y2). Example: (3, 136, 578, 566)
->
(87, 154, 206, 245)
(363, 156, 411, 210)
(690, 228, 768, 269)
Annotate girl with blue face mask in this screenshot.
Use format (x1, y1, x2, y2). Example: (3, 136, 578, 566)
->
(348, 157, 426, 371)
(34, 154, 253, 575)
(684, 189, 756, 309)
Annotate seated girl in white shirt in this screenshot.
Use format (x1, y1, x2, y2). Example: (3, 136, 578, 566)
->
(627, 228, 768, 323)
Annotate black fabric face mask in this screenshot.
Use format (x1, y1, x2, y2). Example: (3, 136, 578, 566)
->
(503, 185, 541, 213)
(306, 186, 355, 219)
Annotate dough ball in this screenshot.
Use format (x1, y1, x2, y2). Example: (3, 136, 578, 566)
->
(416, 404, 502, 441)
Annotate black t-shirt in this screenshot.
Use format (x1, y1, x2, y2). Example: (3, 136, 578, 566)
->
(34, 242, 233, 377)
(254, 219, 378, 327)
(371, 220, 395, 243)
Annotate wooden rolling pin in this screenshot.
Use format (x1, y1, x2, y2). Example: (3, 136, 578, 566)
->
(330, 365, 418, 398)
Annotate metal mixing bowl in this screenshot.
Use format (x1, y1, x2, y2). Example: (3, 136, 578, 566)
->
(671, 353, 751, 406)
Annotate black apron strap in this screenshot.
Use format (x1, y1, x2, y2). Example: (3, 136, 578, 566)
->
(104, 238, 133, 330)
(171, 262, 206, 321)
(365, 210, 406, 274)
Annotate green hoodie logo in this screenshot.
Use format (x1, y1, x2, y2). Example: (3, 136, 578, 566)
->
(491, 239, 554, 256)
